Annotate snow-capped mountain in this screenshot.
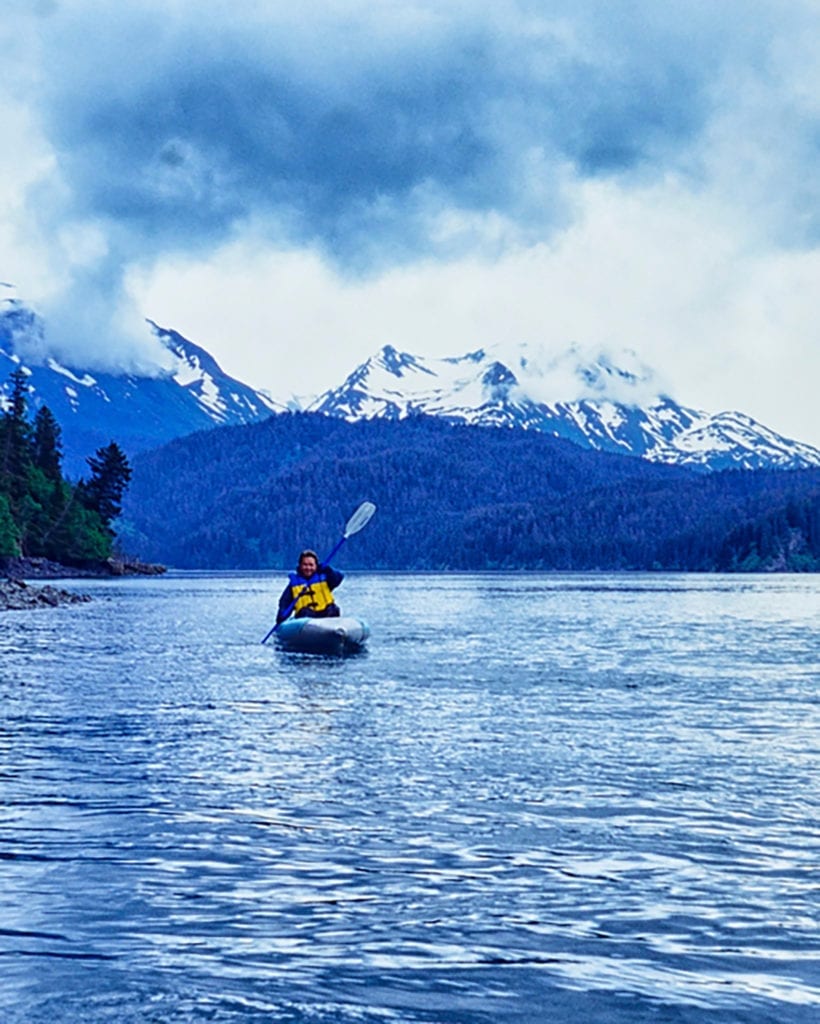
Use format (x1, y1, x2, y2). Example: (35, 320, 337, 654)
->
(4, 291, 817, 476)
(0, 300, 282, 476)
(307, 344, 820, 472)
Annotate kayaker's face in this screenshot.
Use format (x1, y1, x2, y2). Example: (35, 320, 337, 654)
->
(299, 555, 318, 578)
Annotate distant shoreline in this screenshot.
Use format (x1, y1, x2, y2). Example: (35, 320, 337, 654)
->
(1, 555, 167, 581)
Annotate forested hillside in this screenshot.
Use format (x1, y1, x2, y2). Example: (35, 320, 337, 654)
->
(120, 413, 820, 572)
(1, 369, 132, 566)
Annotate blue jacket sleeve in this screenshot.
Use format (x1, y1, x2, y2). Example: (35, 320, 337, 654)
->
(276, 582, 295, 623)
(321, 564, 344, 590)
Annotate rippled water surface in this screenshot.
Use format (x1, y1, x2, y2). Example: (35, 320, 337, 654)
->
(1, 572, 818, 1023)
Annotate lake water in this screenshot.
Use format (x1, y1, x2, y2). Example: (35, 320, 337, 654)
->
(1, 571, 818, 1024)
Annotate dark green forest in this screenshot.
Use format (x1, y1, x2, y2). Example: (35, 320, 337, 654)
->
(0, 369, 132, 566)
(121, 412, 820, 572)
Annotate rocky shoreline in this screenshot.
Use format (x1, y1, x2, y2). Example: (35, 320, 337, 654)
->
(0, 576, 93, 610)
(1, 556, 166, 611)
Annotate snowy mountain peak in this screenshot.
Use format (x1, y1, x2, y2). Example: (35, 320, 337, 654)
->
(505, 343, 662, 407)
(311, 344, 657, 418)
(576, 351, 649, 393)
(377, 344, 435, 379)
(1, 303, 282, 475)
(148, 321, 281, 425)
(482, 360, 518, 392)
(308, 343, 820, 472)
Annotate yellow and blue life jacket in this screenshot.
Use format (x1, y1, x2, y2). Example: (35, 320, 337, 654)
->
(289, 571, 337, 617)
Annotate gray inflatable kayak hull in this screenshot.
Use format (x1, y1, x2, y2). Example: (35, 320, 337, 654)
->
(275, 615, 369, 655)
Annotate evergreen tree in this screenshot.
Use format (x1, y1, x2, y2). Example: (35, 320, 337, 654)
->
(1, 368, 33, 500)
(81, 441, 132, 531)
(32, 406, 63, 481)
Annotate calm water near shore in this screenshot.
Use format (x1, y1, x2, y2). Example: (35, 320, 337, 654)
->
(1, 571, 818, 1023)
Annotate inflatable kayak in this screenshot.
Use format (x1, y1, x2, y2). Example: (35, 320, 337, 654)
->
(275, 615, 370, 655)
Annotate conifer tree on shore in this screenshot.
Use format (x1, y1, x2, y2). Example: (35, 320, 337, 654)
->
(0, 371, 131, 565)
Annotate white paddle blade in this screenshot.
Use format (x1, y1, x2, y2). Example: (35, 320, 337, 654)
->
(344, 500, 376, 538)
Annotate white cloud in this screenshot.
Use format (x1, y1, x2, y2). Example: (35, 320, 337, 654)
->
(131, 170, 820, 445)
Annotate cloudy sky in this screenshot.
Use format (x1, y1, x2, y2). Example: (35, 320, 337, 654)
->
(2, 0, 820, 445)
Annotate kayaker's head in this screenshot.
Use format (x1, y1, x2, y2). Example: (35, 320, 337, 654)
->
(297, 550, 319, 578)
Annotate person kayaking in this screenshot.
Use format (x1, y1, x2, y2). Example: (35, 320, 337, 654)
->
(276, 549, 344, 624)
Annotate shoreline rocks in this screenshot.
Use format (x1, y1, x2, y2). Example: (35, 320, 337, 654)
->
(1, 577, 92, 610)
(1, 556, 166, 610)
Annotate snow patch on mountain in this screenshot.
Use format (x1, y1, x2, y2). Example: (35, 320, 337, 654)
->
(45, 359, 97, 388)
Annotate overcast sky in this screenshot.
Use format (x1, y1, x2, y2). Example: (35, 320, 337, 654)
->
(2, 0, 819, 445)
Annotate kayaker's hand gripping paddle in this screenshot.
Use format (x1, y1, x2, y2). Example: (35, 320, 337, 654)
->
(261, 500, 376, 644)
